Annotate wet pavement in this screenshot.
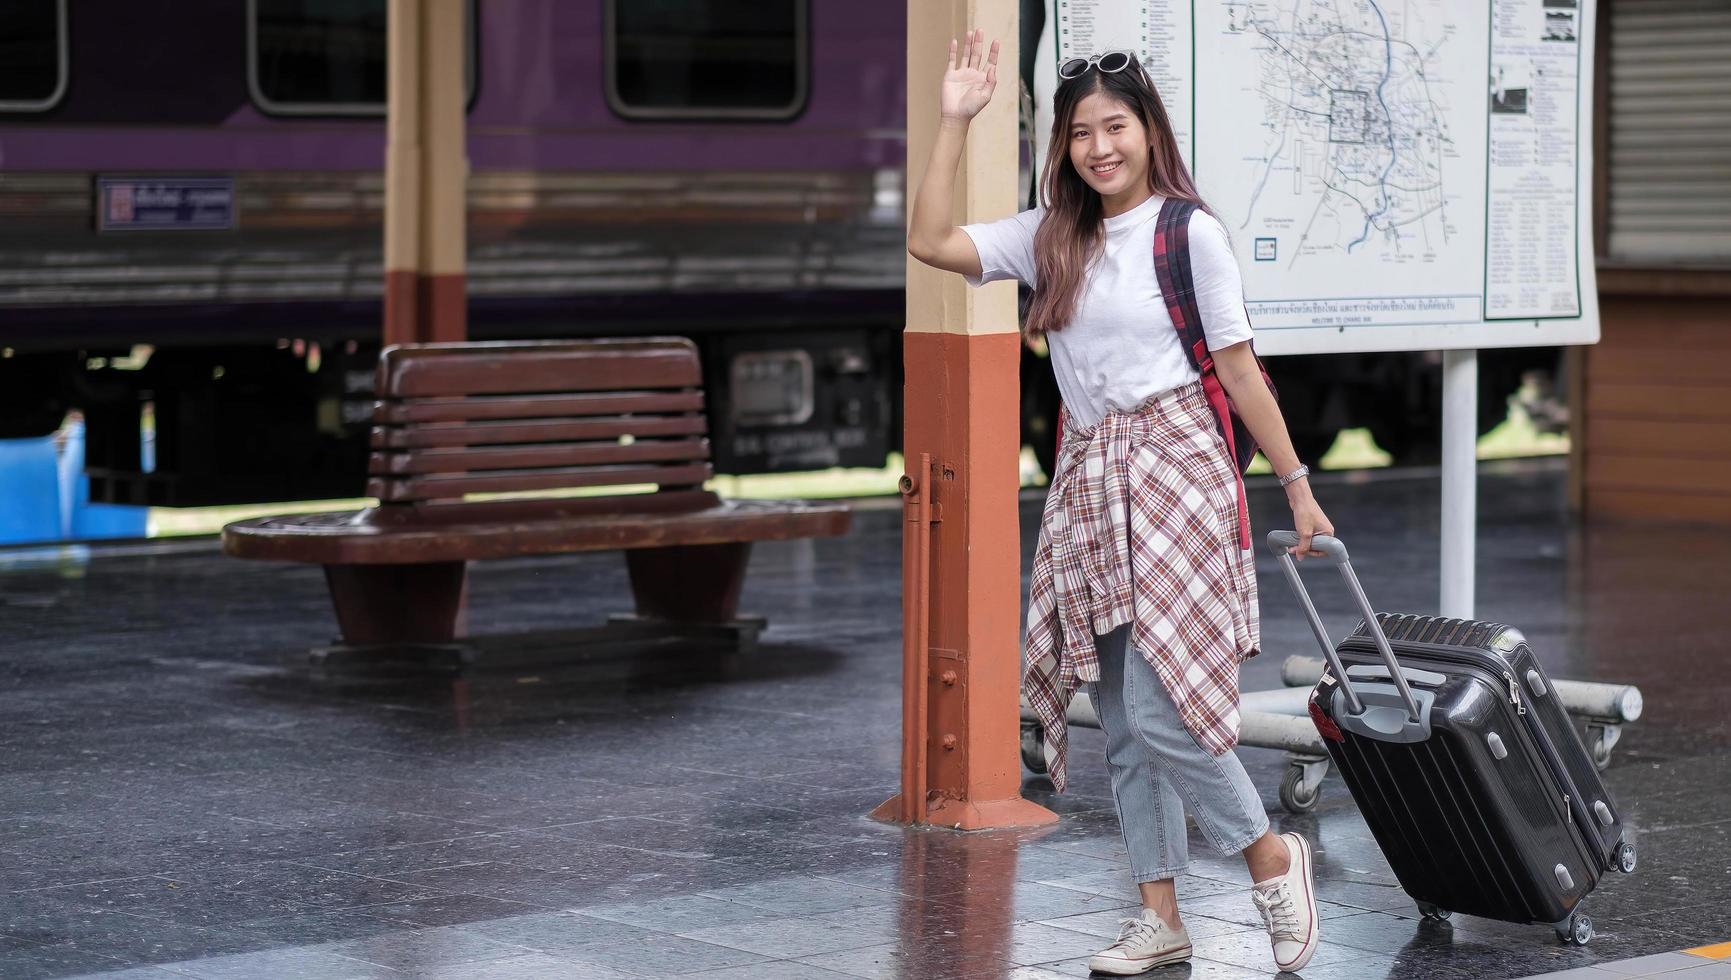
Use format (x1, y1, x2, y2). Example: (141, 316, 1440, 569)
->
(2, 457, 1728, 979)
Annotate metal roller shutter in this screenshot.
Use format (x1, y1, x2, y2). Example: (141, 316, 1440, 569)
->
(1607, 0, 1731, 264)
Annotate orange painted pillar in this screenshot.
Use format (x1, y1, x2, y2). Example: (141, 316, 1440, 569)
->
(873, 0, 1057, 831)
(384, 0, 467, 346)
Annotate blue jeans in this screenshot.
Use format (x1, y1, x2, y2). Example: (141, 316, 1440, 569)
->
(1088, 625, 1270, 882)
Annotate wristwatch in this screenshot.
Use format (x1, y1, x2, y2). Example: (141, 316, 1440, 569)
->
(1278, 464, 1310, 488)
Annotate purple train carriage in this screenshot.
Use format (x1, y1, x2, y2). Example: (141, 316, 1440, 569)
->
(0, 0, 1555, 508)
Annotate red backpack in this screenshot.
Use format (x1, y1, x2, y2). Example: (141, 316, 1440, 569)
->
(1150, 196, 1278, 476)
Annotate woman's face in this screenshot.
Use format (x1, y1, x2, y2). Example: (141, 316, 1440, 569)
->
(1066, 92, 1151, 203)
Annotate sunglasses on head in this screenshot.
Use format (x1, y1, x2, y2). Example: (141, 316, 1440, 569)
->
(1058, 50, 1136, 80)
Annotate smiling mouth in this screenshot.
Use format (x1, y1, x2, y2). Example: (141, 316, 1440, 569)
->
(1090, 162, 1121, 176)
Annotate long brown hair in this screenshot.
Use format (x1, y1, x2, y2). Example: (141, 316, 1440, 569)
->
(1024, 57, 1208, 340)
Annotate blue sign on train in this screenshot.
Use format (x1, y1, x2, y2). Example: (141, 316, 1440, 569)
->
(96, 177, 235, 231)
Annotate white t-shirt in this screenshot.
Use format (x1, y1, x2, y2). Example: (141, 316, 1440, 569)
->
(960, 194, 1254, 429)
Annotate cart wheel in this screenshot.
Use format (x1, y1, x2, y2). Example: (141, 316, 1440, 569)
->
(1591, 738, 1613, 771)
(1020, 722, 1048, 774)
(1415, 901, 1452, 921)
(1278, 765, 1319, 813)
(1616, 842, 1638, 874)
(1557, 913, 1593, 946)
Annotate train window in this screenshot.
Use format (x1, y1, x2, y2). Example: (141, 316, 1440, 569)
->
(247, 0, 476, 116)
(606, 0, 809, 120)
(0, 0, 68, 112)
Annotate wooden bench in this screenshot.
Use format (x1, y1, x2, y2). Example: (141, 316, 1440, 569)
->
(222, 338, 851, 661)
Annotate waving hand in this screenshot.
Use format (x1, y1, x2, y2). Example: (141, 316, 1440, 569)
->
(940, 28, 1000, 123)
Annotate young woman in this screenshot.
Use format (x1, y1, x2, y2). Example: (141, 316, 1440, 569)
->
(907, 31, 1335, 976)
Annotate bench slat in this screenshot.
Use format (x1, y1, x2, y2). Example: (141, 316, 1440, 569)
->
(371, 415, 707, 450)
(370, 438, 709, 476)
(374, 390, 705, 424)
(382, 341, 701, 397)
(369, 461, 713, 502)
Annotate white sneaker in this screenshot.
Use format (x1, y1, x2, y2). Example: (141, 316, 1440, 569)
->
(1251, 832, 1320, 973)
(1085, 908, 1192, 976)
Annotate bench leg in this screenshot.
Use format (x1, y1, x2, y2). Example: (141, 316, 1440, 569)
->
(625, 543, 751, 624)
(323, 562, 467, 646)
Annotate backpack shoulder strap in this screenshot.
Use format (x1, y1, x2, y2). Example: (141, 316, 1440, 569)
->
(1150, 197, 1213, 373)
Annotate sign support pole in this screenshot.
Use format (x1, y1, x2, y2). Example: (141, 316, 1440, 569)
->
(1441, 348, 1477, 619)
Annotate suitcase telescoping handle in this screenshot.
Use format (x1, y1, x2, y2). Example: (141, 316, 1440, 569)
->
(1266, 531, 1422, 723)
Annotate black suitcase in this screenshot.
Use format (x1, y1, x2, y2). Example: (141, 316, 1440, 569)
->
(1268, 532, 1637, 945)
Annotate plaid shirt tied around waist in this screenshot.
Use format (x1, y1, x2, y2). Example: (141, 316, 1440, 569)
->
(1023, 380, 1261, 792)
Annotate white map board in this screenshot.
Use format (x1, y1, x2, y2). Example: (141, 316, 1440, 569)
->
(1030, 0, 1599, 355)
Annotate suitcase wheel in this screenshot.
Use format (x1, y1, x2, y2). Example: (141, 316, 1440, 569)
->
(1415, 901, 1451, 921)
(1616, 842, 1638, 874)
(1556, 913, 1593, 946)
(1020, 722, 1049, 775)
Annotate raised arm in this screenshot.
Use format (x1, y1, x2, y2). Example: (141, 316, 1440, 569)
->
(906, 29, 999, 278)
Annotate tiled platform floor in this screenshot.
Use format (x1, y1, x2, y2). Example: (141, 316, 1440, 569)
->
(2, 458, 1727, 979)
